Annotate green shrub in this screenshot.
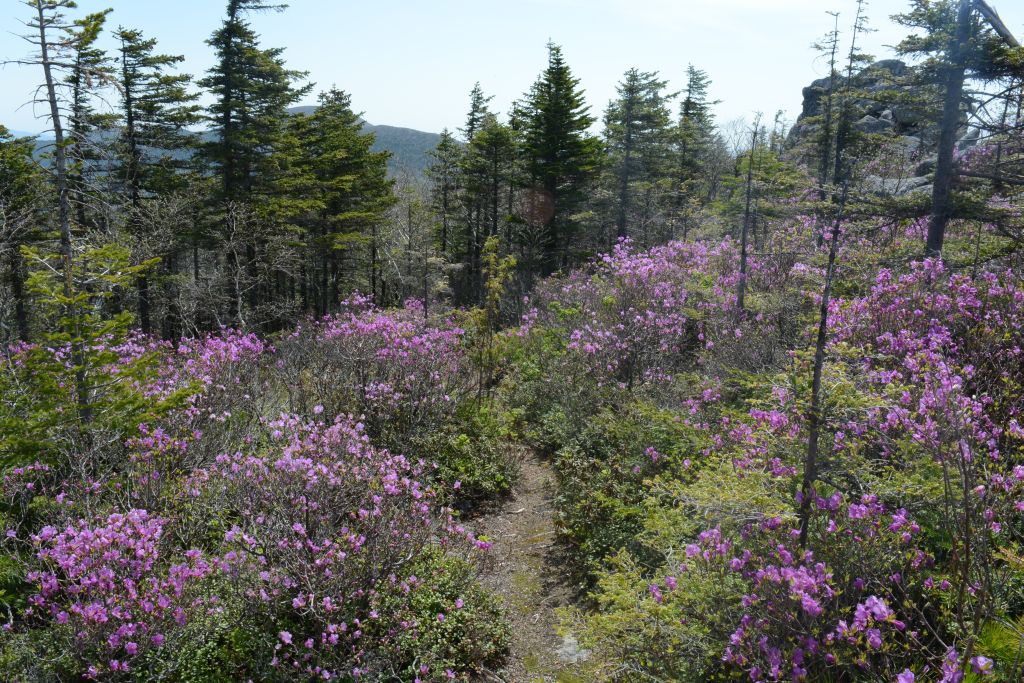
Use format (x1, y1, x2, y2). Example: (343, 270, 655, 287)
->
(553, 401, 709, 587)
(367, 549, 510, 680)
(414, 401, 520, 510)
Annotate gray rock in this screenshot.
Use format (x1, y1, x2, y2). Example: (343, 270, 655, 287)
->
(866, 59, 909, 78)
(894, 135, 924, 155)
(854, 115, 894, 134)
(864, 174, 931, 196)
(914, 155, 937, 176)
(890, 103, 928, 131)
(556, 634, 591, 664)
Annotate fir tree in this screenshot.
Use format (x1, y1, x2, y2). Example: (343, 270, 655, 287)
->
(460, 113, 516, 302)
(200, 0, 311, 325)
(519, 42, 601, 274)
(0, 127, 44, 341)
(201, 0, 310, 203)
(461, 82, 493, 142)
(896, 0, 1021, 255)
(603, 68, 675, 242)
(113, 27, 201, 332)
(668, 65, 720, 235)
(292, 88, 395, 312)
(65, 8, 114, 232)
(426, 128, 463, 256)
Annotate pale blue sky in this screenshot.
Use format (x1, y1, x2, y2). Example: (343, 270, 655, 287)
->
(2, 0, 1023, 135)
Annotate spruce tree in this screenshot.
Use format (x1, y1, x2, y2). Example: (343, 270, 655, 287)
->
(291, 88, 395, 312)
(426, 128, 463, 257)
(65, 9, 114, 232)
(453, 85, 493, 302)
(200, 0, 310, 325)
(668, 65, 719, 235)
(18, 0, 98, 424)
(114, 28, 201, 204)
(603, 68, 675, 242)
(0, 127, 44, 341)
(519, 42, 601, 274)
(201, 0, 310, 203)
(113, 27, 201, 332)
(896, 0, 1021, 255)
(461, 82, 493, 142)
(461, 113, 516, 302)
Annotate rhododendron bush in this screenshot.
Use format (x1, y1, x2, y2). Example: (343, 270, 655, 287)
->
(276, 300, 517, 504)
(0, 316, 509, 680)
(3, 205, 1024, 681)
(506, 225, 1024, 681)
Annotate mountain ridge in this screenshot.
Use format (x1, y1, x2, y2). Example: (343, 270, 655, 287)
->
(8, 111, 441, 177)
(286, 106, 441, 176)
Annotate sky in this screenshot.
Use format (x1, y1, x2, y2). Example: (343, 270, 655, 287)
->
(2, 0, 1023, 136)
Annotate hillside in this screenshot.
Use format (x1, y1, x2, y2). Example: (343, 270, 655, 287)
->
(289, 106, 441, 175)
(2, 0, 1023, 681)
(17, 114, 442, 177)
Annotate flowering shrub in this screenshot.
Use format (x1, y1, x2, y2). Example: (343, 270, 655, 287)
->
(277, 302, 467, 452)
(277, 301, 517, 505)
(519, 226, 1024, 680)
(194, 413, 500, 679)
(11, 510, 220, 678)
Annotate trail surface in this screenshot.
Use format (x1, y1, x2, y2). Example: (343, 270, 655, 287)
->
(473, 450, 584, 682)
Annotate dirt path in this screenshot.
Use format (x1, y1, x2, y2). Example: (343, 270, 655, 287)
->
(472, 449, 584, 682)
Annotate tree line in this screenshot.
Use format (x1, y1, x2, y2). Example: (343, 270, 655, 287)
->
(2, 0, 1022, 343)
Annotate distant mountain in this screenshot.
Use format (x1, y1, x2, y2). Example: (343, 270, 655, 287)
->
(287, 106, 441, 176)
(14, 111, 442, 177)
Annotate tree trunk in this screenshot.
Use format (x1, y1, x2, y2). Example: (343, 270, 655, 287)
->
(35, 2, 91, 425)
(799, 186, 848, 547)
(927, 0, 972, 257)
(737, 118, 760, 313)
(9, 247, 29, 341)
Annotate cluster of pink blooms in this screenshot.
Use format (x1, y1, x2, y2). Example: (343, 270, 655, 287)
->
(2, 307, 490, 678)
(199, 412, 476, 678)
(279, 301, 467, 448)
(26, 509, 218, 678)
(523, 220, 1024, 681)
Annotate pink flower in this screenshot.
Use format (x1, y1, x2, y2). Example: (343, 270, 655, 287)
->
(970, 656, 993, 675)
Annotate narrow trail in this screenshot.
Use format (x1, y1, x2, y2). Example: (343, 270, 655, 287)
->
(472, 449, 584, 682)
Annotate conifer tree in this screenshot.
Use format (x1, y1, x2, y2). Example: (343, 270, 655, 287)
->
(113, 27, 201, 332)
(454, 85, 493, 301)
(668, 65, 720, 236)
(831, 0, 873, 194)
(461, 82, 493, 142)
(200, 0, 310, 325)
(202, 0, 310, 203)
(896, 0, 1021, 255)
(461, 113, 516, 301)
(65, 9, 114, 232)
(114, 28, 201, 204)
(427, 128, 463, 256)
(18, 0, 101, 424)
(519, 42, 601, 274)
(291, 89, 395, 313)
(603, 68, 675, 242)
(0, 127, 43, 341)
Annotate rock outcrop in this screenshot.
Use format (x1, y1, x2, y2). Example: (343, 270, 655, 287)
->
(787, 59, 977, 196)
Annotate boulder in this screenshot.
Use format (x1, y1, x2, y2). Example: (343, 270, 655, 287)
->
(914, 155, 938, 176)
(854, 115, 895, 134)
(863, 174, 931, 196)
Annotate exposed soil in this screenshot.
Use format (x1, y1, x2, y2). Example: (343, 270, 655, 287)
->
(471, 449, 583, 683)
